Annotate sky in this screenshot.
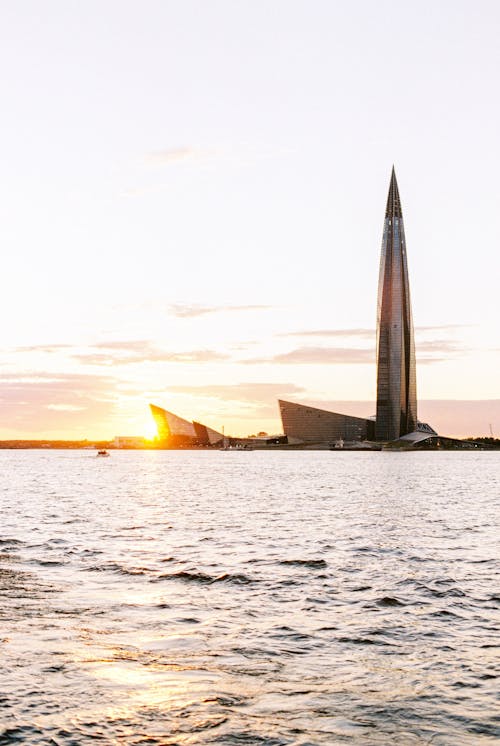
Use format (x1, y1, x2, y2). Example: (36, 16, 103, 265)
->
(1, 0, 499, 440)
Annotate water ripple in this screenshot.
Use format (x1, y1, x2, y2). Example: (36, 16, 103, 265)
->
(1, 450, 499, 744)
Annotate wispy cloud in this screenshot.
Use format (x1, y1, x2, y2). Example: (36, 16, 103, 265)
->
(0, 372, 117, 434)
(74, 342, 228, 366)
(279, 328, 374, 339)
(258, 324, 472, 366)
(168, 303, 272, 318)
(93, 340, 152, 351)
(278, 324, 470, 340)
(9, 329, 469, 373)
(145, 147, 216, 166)
(8, 340, 229, 367)
(13, 344, 73, 353)
(165, 382, 306, 418)
(243, 338, 468, 366)
(46, 403, 86, 412)
(416, 324, 472, 334)
(415, 339, 467, 364)
(243, 347, 375, 365)
(167, 382, 305, 404)
(0, 372, 114, 383)
(416, 340, 464, 353)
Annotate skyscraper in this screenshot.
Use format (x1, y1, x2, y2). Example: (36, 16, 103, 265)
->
(375, 167, 417, 441)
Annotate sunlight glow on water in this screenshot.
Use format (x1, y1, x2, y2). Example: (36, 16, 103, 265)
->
(1, 450, 499, 744)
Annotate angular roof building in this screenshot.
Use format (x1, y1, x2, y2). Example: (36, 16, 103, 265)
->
(149, 404, 224, 446)
(278, 400, 374, 445)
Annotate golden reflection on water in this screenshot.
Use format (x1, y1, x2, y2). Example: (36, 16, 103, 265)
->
(73, 630, 223, 713)
(68, 642, 231, 746)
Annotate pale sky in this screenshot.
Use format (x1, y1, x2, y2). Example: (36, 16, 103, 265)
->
(1, 0, 499, 439)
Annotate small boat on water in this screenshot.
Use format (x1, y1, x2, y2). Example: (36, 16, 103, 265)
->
(330, 438, 344, 450)
(96, 450, 110, 457)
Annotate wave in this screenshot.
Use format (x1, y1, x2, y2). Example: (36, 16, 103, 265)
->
(417, 584, 467, 598)
(84, 562, 152, 576)
(155, 570, 255, 586)
(376, 596, 406, 607)
(278, 559, 327, 569)
(0, 538, 24, 546)
(337, 636, 379, 645)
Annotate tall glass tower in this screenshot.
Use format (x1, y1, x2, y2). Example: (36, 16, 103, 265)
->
(375, 168, 417, 441)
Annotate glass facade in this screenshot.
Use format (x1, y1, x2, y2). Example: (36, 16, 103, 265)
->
(375, 169, 417, 441)
(149, 404, 223, 446)
(279, 400, 374, 444)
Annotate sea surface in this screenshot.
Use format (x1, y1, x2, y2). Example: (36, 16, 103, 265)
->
(0, 450, 499, 745)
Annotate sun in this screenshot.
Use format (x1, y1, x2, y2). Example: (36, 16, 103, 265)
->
(143, 422, 158, 441)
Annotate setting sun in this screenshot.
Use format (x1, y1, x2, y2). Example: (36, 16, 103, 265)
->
(143, 422, 158, 441)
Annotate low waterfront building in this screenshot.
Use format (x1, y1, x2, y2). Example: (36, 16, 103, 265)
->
(279, 400, 375, 445)
(149, 404, 224, 447)
(113, 436, 147, 449)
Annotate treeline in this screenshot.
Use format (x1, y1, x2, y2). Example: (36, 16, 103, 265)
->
(464, 437, 500, 448)
(0, 440, 113, 449)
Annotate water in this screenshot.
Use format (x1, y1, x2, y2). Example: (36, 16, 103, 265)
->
(0, 450, 499, 745)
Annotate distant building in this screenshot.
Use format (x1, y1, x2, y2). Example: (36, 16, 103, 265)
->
(279, 400, 374, 445)
(149, 404, 289, 448)
(113, 436, 147, 449)
(149, 404, 223, 447)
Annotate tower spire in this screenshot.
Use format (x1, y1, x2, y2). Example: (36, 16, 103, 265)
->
(385, 165, 402, 218)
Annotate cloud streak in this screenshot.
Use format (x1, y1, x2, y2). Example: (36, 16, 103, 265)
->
(0, 372, 117, 435)
(415, 339, 467, 364)
(278, 324, 471, 340)
(167, 382, 305, 404)
(243, 338, 467, 366)
(145, 146, 215, 165)
(415, 324, 472, 334)
(168, 303, 272, 318)
(12, 344, 73, 354)
(279, 328, 374, 339)
(8, 339, 229, 367)
(164, 382, 307, 418)
(74, 343, 228, 366)
(8, 330, 469, 373)
(243, 347, 375, 365)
